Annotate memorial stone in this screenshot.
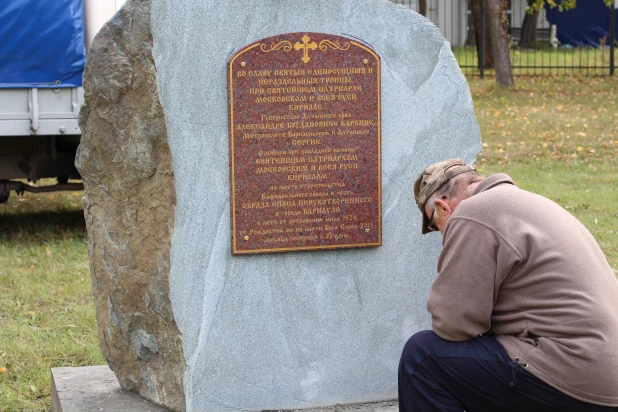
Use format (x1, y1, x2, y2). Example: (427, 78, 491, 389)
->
(77, 0, 481, 411)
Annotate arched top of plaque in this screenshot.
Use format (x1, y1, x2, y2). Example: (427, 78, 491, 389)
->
(228, 33, 381, 254)
(229, 32, 378, 66)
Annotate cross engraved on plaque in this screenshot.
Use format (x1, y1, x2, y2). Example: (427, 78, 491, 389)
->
(294, 35, 318, 63)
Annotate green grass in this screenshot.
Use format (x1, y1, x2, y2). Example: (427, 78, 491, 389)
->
(454, 46, 618, 76)
(0, 77, 617, 411)
(0, 184, 104, 411)
(471, 76, 618, 269)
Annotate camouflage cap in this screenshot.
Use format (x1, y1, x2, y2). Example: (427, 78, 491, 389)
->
(414, 158, 476, 234)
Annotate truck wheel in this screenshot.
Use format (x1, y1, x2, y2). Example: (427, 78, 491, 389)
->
(57, 176, 69, 184)
(0, 181, 9, 204)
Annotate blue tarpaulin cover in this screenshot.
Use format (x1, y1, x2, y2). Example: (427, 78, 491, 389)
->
(545, 0, 618, 47)
(0, 0, 85, 88)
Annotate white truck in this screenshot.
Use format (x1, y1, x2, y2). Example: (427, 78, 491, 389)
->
(0, 0, 124, 203)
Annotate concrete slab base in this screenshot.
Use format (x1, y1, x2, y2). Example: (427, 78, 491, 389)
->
(50, 365, 399, 412)
(286, 402, 399, 412)
(51, 365, 170, 412)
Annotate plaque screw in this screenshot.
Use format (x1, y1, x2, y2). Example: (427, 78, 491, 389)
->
(363, 59, 369, 64)
(365, 228, 370, 233)
(244, 236, 249, 241)
(241, 62, 246, 67)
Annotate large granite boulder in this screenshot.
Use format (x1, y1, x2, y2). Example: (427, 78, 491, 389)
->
(76, 0, 184, 410)
(77, 0, 481, 411)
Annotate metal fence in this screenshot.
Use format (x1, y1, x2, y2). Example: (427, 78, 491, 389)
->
(389, 0, 617, 76)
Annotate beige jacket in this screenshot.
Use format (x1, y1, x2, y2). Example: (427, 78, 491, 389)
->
(427, 173, 618, 406)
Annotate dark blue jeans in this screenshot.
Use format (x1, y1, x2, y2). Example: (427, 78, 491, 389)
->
(398, 330, 617, 412)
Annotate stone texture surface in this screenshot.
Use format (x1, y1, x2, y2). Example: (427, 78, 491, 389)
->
(75, 0, 185, 410)
(51, 366, 170, 412)
(150, 0, 482, 411)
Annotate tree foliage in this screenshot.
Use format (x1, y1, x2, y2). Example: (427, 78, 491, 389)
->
(528, 0, 614, 13)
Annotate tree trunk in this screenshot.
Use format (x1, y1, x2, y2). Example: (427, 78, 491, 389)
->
(471, 0, 494, 69)
(486, 0, 514, 87)
(519, 0, 539, 49)
(419, 0, 427, 17)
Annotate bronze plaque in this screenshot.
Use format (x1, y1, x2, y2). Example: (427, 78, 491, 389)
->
(229, 32, 381, 254)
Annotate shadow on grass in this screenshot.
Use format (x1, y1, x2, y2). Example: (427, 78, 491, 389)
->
(0, 210, 86, 243)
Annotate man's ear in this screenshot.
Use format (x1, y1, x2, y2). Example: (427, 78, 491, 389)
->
(434, 197, 452, 218)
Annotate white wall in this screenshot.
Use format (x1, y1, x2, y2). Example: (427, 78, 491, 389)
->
(426, 0, 469, 46)
(389, 0, 552, 47)
(389, 0, 471, 47)
(83, 0, 126, 49)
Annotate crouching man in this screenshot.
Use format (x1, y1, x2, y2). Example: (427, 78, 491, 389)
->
(399, 158, 618, 411)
